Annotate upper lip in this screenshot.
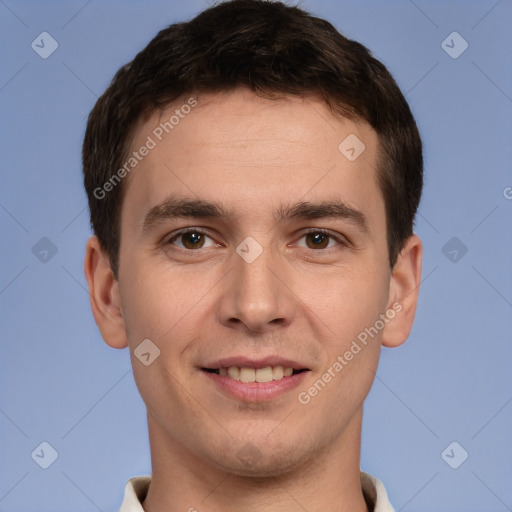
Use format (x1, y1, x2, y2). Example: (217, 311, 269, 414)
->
(203, 356, 310, 370)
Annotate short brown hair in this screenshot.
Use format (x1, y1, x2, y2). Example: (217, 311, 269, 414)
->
(83, 0, 423, 278)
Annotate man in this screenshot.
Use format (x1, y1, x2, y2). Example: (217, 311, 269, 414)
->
(83, 1, 423, 511)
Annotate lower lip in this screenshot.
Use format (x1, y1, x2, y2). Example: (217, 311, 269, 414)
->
(202, 370, 310, 402)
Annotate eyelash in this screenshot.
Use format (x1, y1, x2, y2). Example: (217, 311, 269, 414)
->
(165, 228, 348, 252)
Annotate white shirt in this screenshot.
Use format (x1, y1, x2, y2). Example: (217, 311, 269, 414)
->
(118, 472, 395, 511)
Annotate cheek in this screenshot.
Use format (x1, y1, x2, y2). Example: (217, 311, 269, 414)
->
(297, 264, 389, 405)
(130, 351, 201, 446)
(296, 263, 389, 338)
(118, 253, 200, 342)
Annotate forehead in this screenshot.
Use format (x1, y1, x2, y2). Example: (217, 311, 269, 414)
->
(121, 90, 383, 232)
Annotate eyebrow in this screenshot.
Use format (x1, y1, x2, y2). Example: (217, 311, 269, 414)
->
(142, 196, 368, 234)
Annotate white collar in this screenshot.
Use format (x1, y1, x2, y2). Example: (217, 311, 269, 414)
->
(118, 472, 394, 511)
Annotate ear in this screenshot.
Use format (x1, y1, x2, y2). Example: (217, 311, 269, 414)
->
(381, 234, 423, 348)
(84, 236, 128, 349)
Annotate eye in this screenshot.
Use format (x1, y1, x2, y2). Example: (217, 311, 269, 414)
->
(295, 229, 346, 250)
(168, 229, 217, 250)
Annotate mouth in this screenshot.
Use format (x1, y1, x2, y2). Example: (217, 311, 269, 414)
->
(201, 364, 311, 402)
(200, 356, 312, 402)
(202, 366, 309, 382)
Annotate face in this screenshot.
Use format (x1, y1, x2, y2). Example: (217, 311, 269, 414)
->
(105, 89, 409, 476)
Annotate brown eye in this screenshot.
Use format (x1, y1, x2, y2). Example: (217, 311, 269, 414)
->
(304, 232, 331, 249)
(180, 231, 205, 249)
(169, 230, 216, 250)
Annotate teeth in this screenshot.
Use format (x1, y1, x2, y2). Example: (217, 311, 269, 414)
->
(217, 365, 298, 382)
(239, 367, 255, 382)
(272, 366, 284, 380)
(283, 367, 293, 377)
(227, 367, 240, 380)
(256, 367, 273, 382)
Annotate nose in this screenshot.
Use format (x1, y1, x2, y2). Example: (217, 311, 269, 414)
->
(216, 244, 295, 334)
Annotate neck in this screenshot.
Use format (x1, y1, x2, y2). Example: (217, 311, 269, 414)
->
(142, 408, 370, 512)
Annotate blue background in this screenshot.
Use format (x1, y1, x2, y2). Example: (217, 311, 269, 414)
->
(1, 1, 511, 510)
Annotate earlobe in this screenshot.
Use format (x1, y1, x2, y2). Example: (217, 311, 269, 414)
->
(381, 234, 423, 348)
(84, 236, 128, 349)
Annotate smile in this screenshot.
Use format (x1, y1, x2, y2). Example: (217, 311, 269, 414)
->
(201, 366, 311, 402)
(203, 365, 308, 382)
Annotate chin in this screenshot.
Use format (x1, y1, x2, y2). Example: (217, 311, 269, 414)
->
(207, 440, 313, 479)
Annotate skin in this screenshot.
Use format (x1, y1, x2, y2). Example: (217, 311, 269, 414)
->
(84, 89, 422, 512)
